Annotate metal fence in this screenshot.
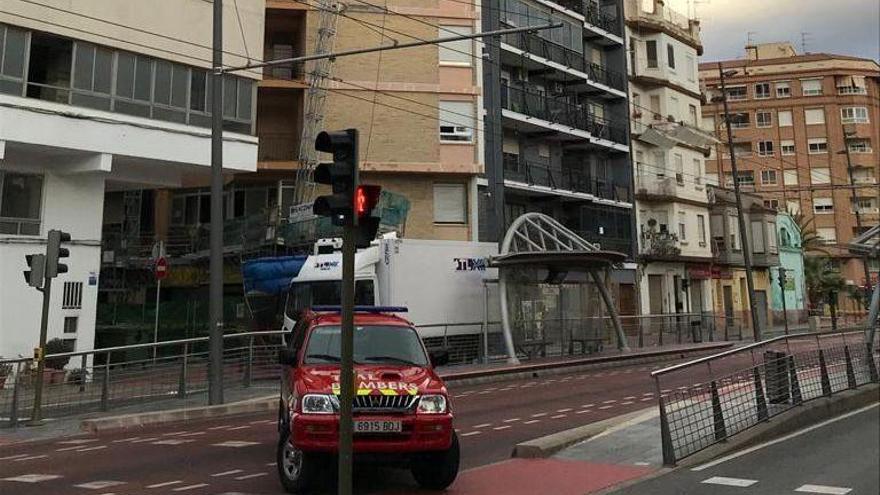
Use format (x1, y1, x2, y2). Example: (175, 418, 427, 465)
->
(652, 328, 879, 465)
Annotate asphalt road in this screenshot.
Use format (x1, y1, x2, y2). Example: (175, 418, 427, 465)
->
(612, 404, 880, 495)
(0, 354, 760, 495)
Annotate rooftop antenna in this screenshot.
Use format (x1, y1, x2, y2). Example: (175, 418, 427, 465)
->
(746, 31, 758, 45)
(800, 32, 812, 53)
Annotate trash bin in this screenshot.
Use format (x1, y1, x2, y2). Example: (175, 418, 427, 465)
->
(764, 350, 790, 404)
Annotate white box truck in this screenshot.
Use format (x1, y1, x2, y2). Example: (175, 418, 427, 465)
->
(282, 237, 501, 346)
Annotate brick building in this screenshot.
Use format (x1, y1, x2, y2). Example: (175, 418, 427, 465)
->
(700, 43, 880, 313)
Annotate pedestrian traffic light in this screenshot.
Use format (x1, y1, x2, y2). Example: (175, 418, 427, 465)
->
(45, 229, 71, 278)
(24, 254, 46, 288)
(313, 129, 359, 227)
(354, 185, 382, 248)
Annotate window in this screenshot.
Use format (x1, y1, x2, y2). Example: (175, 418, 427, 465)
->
(666, 43, 675, 69)
(688, 104, 698, 126)
(0, 25, 27, 95)
(115, 51, 154, 117)
(811, 167, 830, 184)
(758, 141, 774, 156)
(729, 215, 739, 250)
(697, 215, 706, 245)
(678, 213, 686, 241)
(836, 75, 868, 95)
(775, 81, 791, 98)
(852, 167, 876, 184)
(808, 138, 828, 154)
(439, 25, 473, 64)
(778, 110, 793, 127)
(439, 101, 474, 142)
(726, 86, 747, 101)
(693, 158, 703, 185)
(0, 171, 43, 235)
(190, 69, 208, 112)
(646, 40, 658, 68)
(841, 107, 869, 124)
(813, 197, 834, 213)
(801, 78, 823, 96)
(433, 183, 467, 223)
(71, 42, 113, 111)
(730, 142, 752, 157)
(63, 316, 78, 334)
(755, 82, 771, 99)
(786, 200, 801, 215)
(764, 199, 780, 210)
(221, 76, 254, 133)
(768, 223, 778, 253)
(27, 32, 73, 104)
(804, 108, 825, 125)
(853, 198, 878, 213)
(848, 139, 872, 153)
(650, 94, 661, 119)
(751, 221, 765, 253)
(736, 170, 755, 186)
(669, 96, 679, 117)
(153, 60, 189, 122)
(702, 115, 716, 130)
(784, 169, 798, 185)
(62, 282, 83, 309)
(674, 153, 684, 184)
(756, 111, 772, 127)
(686, 54, 695, 81)
(761, 170, 777, 185)
(781, 140, 795, 156)
(653, 151, 667, 175)
(729, 112, 750, 128)
(816, 227, 837, 244)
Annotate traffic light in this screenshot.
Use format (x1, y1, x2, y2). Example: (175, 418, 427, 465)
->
(313, 129, 359, 227)
(45, 229, 71, 278)
(778, 268, 787, 289)
(24, 254, 46, 288)
(354, 185, 382, 248)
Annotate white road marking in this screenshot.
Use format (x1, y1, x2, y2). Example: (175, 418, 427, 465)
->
(473, 423, 491, 429)
(493, 425, 511, 431)
(661, 389, 672, 393)
(131, 437, 160, 443)
(15, 455, 49, 461)
(531, 413, 547, 418)
(581, 404, 595, 408)
(179, 432, 206, 437)
(623, 396, 636, 400)
(173, 483, 209, 491)
(551, 414, 567, 419)
(57, 446, 87, 452)
(502, 418, 521, 423)
(602, 400, 617, 404)
(208, 425, 232, 430)
(701, 476, 758, 487)
(211, 470, 244, 477)
(2, 474, 62, 483)
(499, 387, 516, 391)
(575, 409, 591, 414)
(152, 439, 194, 446)
(634, 462, 651, 466)
(692, 403, 880, 472)
(74, 480, 126, 490)
(250, 419, 267, 425)
(598, 405, 613, 410)
(75, 446, 107, 452)
(477, 391, 492, 395)
(226, 426, 250, 431)
(523, 420, 540, 425)
(212, 441, 260, 448)
(640, 397, 654, 402)
(57, 439, 99, 445)
(162, 431, 189, 437)
(146, 480, 182, 488)
(461, 431, 482, 437)
(0, 454, 30, 460)
(642, 392, 654, 396)
(112, 437, 140, 443)
(266, 462, 277, 467)
(794, 484, 852, 494)
(621, 401, 634, 405)
(556, 408, 573, 413)
(234, 473, 268, 481)
(453, 394, 468, 398)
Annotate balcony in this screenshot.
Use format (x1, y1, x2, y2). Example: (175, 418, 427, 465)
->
(501, 84, 628, 146)
(635, 173, 707, 204)
(503, 154, 631, 203)
(258, 132, 300, 162)
(640, 230, 682, 259)
(585, 2, 621, 36)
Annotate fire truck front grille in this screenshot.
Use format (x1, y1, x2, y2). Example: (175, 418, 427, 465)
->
(352, 394, 418, 412)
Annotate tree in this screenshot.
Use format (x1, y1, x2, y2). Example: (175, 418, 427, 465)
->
(791, 211, 830, 255)
(804, 256, 845, 312)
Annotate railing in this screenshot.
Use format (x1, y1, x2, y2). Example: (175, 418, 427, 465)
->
(640, 230, 681, 258)
(258, 132, 300, 161)
(503, 154, 631, 202)
(573, 230, 632, 254)
(501, 84, 628, 145)
(585, 3, 621, 35)
(588, 62, 625, 91)
(652, 328, 879, 465)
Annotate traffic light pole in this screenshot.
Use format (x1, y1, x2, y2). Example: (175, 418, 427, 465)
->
(27, 277, 52, 426)
(338, 224, 356, 495)
(719, 64, 763, 341)
(208, 0, 224, 405)
(778, 268, 790, 336)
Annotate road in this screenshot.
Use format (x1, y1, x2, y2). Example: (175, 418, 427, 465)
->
(612, 404, 880, 495)
(0, 359, 688, 494)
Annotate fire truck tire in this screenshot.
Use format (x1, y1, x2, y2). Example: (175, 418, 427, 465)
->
(411, 432, 460, 490)
(277, 428, 319, 493)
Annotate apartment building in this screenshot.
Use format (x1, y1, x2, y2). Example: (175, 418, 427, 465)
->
(701, 43, 880, 312)
(625, 0, 716, 317)
(708, 186, 780, 333)
(0, 0, 264, 359)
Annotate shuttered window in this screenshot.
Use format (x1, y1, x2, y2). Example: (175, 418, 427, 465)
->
(433, 183, 467, 223)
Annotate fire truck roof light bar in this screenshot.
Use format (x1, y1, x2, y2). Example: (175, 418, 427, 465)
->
(311, 305, 409, 313)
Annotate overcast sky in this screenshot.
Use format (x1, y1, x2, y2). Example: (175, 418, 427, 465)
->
(662, 0, 880, 62)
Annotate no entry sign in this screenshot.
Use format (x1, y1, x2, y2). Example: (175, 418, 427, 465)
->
(155, 256, 169, 280)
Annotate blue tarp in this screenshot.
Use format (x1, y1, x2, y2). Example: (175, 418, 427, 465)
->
(242, 256, 307, 296)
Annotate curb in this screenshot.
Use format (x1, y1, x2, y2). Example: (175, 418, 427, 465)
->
(81, 396, 276, 434)
(513, 407, 657, 459)
(679, 383, 879, 468)
(440, 342, 734, 387)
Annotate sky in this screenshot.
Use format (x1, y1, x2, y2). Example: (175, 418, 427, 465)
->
(662, 0, 880, 62)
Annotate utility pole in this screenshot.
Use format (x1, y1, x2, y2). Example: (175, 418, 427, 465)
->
(718, 63, 763, 341)
(208, 0, 224, 405)
(840, 125, 873, 309)
(482, 0, 506, 246)
(778, 267, 790, 335)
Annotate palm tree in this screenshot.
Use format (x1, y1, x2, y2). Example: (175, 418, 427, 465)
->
(790, 211, 830, 255)
(804, 256, 845, 312)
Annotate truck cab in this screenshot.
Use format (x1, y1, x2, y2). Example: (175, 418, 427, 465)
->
(276, 307, 459, 493)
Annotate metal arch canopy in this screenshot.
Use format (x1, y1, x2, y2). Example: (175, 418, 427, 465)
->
(491, 213, 631, 364)
(849, 224, 880, 341)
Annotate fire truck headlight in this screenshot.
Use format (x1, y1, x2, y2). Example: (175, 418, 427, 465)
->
(417, 395, 447, 414)
(301, 394, 338, 414)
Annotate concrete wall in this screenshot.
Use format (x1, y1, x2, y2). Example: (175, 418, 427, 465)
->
(0, 0, 266, 79)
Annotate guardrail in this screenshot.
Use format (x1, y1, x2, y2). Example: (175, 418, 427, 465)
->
(652, 328, 879, 465)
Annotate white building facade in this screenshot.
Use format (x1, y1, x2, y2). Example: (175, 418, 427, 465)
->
(624, 0, 717, 317)
(0, 0, 265, 360)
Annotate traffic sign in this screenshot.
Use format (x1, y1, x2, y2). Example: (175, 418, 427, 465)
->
(155, 256, 169, 280)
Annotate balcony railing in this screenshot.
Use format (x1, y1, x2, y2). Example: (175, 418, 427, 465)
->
(574, 230, 631, 253)
(501, 84, 628, 145)
(588, 62, 625, 91)
(640, 230, 681, 258)
(258, 132, 299, 161)
(585, 3, 621, 35)
(503, 154, 631, 202)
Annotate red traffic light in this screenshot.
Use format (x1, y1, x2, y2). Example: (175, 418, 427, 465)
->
(355, 185, 381, 218)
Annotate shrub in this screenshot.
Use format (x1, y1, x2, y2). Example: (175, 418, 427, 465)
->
(44, 339, 75, 370)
